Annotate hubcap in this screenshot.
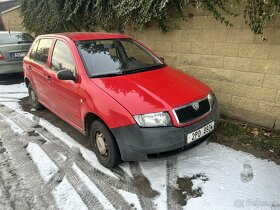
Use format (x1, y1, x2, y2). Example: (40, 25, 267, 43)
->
(95, 132, 108, 157)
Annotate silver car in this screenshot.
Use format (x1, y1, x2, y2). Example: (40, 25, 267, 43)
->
(0, 31, 34, 74)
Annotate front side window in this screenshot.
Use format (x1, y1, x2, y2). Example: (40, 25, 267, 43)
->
(35, 39, 53, 65)
(76, 38, 164, 77)
(51, 40, 75, 74)
(0, 32, 34, 45)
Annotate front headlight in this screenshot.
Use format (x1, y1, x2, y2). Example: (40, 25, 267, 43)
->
(133, 112, 172, 127)
(207, 92, 215, 106)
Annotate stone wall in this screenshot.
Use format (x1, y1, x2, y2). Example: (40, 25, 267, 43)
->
(129, 15, 280, 130)
(1, 6, 25, 31)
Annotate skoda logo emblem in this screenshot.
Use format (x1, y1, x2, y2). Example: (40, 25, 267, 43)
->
(192, 101, 199, 110)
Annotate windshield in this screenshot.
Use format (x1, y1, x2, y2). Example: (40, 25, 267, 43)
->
(76, 38, 165, 77)
(0, 32, 34, 45)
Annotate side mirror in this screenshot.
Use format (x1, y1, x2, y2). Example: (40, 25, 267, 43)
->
(57, 69, 76, 81)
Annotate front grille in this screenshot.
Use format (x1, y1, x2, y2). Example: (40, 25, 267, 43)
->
(174, 98, 210, 124)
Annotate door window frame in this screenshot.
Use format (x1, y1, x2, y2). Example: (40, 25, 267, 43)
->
(48, 38, 77, 77)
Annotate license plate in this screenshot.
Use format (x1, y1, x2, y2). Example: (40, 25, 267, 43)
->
(187, 121, 214, 143)
(11, 52, 27, 58)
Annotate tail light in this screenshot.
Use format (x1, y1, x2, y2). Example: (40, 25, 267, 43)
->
(0, 52, 4, 60)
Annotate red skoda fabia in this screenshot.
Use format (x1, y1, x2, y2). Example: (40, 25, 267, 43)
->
(23, 32, 219, 167)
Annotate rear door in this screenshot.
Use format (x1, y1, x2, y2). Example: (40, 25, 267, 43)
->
(27, 38, 53, 104)
(46, 39, 81, 127)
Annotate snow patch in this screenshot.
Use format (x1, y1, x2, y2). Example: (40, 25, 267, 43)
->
(175, 143, 280, 210)
(26, 142, 58, 182)
(117, 189, 142, 210)
(52, 177, 88, 210)
(72, 163, 115, 210)
(140, 160, 167, 210)
(119, 162, 133, 178)
(0, 83, 27, 93)
(0, 113, 24, 135)
(0, 82, 28, 110)
(58, 153, 67, 162)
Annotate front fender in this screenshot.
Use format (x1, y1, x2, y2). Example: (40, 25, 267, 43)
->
(80, 79, 135, 130)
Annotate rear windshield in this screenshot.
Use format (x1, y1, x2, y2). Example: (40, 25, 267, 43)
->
(0, 32, 34, 45)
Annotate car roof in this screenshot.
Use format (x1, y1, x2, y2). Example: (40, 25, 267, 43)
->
(39, 32, 131, 41)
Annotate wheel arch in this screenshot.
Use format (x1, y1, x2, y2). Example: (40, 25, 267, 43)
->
(84, 112, 122, 159)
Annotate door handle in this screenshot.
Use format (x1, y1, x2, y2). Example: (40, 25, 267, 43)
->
(28, 66, 32, 72)
(46, 76, 51, 81)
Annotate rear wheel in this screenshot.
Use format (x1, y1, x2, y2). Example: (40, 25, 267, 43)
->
(28, 83, 43, 110)
(90, 120, 121, 168)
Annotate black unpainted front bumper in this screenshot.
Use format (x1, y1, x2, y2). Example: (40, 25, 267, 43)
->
(111, 99, 220, 161)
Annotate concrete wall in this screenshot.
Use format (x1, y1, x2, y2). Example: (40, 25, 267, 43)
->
(2, 6, 279, 129)
(1, 6, 25, 31)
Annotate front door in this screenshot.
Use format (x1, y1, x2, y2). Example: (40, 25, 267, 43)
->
(46, 39, 81, 128)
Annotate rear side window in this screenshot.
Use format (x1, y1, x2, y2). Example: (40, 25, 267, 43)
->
(51, 40, 75, 74)
(35, 39, 53, 65)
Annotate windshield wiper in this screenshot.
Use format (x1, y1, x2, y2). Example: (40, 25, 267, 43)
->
(122, 64, 165, 74)
(90, 71, 123, 78)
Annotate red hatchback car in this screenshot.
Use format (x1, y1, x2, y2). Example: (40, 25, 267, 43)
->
(23, 32, 219, 167)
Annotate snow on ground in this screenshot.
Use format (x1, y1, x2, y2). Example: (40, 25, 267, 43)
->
(26, 142, 59, 182)
(140, 160, 168, 210)
(0, 82, 28, 110)
(178, 143, 280, 210)
(52, 178, 89, 210)
(0, 112, 25, 134)
(0, 82, 280, 210)
(72, 163, 116, 210)
(37, 117, 118, 179)
(117, 189, 142, 210)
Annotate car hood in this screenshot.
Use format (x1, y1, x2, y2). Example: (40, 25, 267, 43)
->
(91, 66, 210, 115)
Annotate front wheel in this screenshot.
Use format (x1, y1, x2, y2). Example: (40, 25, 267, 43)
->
(90, 120, 121, 168)
(28, 83, 43, 110)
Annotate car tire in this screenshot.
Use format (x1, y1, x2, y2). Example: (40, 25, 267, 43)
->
(90, 120, 121, 168)
(28, 83, 43, 110)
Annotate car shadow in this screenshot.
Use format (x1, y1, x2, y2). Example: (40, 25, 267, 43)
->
(0, 73, 24, 85)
